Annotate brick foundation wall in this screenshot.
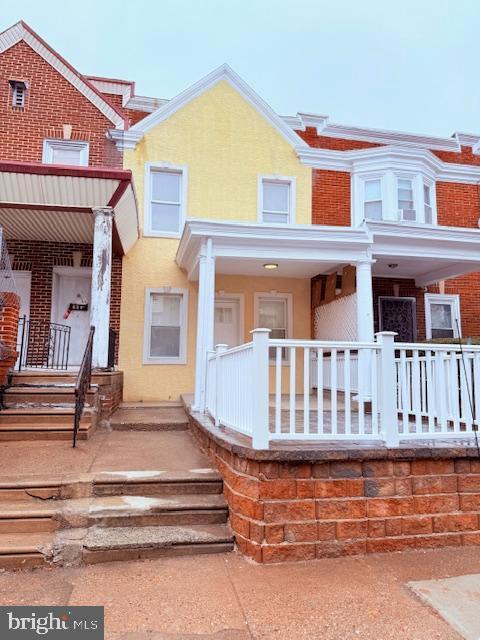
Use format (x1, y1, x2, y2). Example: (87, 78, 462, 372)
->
(7, 240, 122, 363)
(92, 371, 123, 423)
(190, 414, 480, 563)
(0, 40, 122, 167)
(0, 292, 20, 385)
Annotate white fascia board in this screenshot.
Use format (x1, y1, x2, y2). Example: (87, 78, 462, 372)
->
(125, 95, 169, 112)
(0, 23, 125, 129)
(125, 64, 308, 151)
(416, 262, 480, 287)
(107, 128, 143, 150)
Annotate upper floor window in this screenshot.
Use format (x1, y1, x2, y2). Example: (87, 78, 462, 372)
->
(145, 164, 187, 237)
(354, 171, 437, 226)
(42, 139, 89, 166)
(9, 80, 27, 108)
(258, 176, 295, 224)
(397, 178, 415, 221)
(364, 179, 382, 220)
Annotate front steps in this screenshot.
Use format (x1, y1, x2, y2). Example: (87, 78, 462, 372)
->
(110, 403, 189, 431)
(0, 469, 233, 569)
(0, 371, 98, 441)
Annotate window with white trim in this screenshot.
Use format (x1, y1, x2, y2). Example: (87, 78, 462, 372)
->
(144, 288, 188, 364)
(42, 139, 89, 166)
(425, 294, 461, 339)
(424, 183, 433, 224)
(259, 177, 294, 223)
(254, 293, 292, 360)
(364, 179, 383, 220)
(145, 165, 186, 236)
(397, 178, 415, 221)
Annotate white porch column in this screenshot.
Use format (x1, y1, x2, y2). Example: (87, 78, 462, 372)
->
(193, 238, 215, 412)
(356, 259, 375, 400)
(90, 206, 113, 369)
(356, 259, 374, 342)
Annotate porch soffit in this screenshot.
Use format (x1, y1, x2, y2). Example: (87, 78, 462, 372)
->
(0, 162, 139, 253)
(176, 219, 373, 280)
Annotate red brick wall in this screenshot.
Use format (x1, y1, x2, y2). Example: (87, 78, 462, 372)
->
(298, 127, 382, 151)
(312, 170, 351, 226)
(0, 292, 20, 385)
(191, 417, 480, 563)
(0, 41, 122, 167)
(7, 240, 122, 362)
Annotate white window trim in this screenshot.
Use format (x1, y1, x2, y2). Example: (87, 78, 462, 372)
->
(253, 291, 293, 362)
(352, 170, 437, 226)
(257, 175, 296, 224)
(425, 293, 461, 340)
(143, 162, 188, 238)
(42, 139, 89, 166)
(143, 287, 189, 365)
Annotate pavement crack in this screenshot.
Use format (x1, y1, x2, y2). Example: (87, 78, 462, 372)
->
(223, 556, 255, 640)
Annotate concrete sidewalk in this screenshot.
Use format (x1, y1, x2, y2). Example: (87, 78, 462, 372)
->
(1, 546, 479, 639)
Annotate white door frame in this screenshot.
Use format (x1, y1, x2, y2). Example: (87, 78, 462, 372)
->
(214, 293, 245, 346)
(12, 270, 32, 320)
(50, 266, 92, 324)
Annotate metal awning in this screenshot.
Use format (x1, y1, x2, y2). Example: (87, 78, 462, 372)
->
(0, 161, 139, 254)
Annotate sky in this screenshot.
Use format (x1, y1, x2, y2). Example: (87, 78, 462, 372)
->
(2, 0, 479, 138)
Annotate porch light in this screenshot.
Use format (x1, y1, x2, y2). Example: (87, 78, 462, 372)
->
(263, 263, 278, 270)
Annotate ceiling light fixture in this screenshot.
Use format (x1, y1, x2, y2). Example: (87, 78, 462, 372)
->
(263, 263, 278, 270)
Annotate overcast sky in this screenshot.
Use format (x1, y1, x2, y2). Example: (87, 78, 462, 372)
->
(3, 0, 479, 137)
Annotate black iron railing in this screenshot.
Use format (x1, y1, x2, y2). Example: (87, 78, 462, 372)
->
(73, 326, 95, 448)
(16, 317, 71, 371)
(107, 328, 117, 370)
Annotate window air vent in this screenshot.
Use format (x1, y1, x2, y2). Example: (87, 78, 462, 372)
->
(9, 80, 27, 108)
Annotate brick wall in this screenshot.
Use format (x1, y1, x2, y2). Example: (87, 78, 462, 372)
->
(0, 40, 122, 167)
(312, 170, 351, 226)
(7, 239, 122, 362)
(190, 414, 480, 563)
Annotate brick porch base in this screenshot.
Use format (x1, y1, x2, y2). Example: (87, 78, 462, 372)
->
(186, 404, 480, 563)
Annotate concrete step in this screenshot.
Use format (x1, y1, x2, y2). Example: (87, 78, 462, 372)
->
(0, 407, 93, 425)
(88, 494, 228, 528)
(83, 523, 234, 564)
(110, 406, 188, 431)
(0, 497, 58, 533)
(0, 478, 63, 502)
(10, 372, 77, 385)
(93, 469, 223, 496)
(0, 531, 53, 569)
(4, 385, 97, 407)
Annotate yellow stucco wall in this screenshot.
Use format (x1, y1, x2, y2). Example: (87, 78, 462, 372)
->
(119, 79, 312, 400)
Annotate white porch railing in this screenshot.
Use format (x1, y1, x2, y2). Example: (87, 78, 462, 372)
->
(204, 329, 480, 449)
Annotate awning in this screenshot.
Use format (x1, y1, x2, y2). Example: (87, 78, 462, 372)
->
(0, 161, 139, 254)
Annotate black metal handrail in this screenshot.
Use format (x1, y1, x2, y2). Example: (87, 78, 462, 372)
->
(16, 316, 71, 370)
(107, 328, 117, 370)
(73, 326, 95, 448)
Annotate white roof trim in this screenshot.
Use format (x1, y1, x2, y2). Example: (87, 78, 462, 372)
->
(0, 22, 125, 129)
(118, 64, 308, 150)
(125, 95, 169, 113)
(296, 144, 480, 184)
(284, 112, 480, 154)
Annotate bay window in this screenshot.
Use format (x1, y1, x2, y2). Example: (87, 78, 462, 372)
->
(364, 179, 383, 220)
(397, 178, 415, 220)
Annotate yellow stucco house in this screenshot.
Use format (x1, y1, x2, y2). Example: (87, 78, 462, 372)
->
(114, 65, 315, 403)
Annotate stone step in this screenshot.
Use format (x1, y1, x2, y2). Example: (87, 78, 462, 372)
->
(0, 531, 53, 569)
(82, 523, 234, 564)
(10, 372, 77, 385)
(87, 494, 228, 528)
(0, 478, 62, 502)
(110, 406, 188, 431)
(0, 407, 93, 425)
(93, 469, 223, 496)
(4, 385, 98, 407)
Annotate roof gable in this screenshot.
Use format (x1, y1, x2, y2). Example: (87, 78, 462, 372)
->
(0, 21, 125, 129)
(126, 64, 307, 150)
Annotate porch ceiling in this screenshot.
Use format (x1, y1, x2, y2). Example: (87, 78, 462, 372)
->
(0, 161, 139, 254)
(368, 220, 480, 286)
(176, 219, 373, 280)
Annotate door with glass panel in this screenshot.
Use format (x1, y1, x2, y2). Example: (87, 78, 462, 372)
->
(256, 295, 289, 359)
(214, 298, 241, 348)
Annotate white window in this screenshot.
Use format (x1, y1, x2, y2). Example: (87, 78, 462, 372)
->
(143, 288, 188, 364)
(259, 177, 295, 223)
(397, 178, 415, 221)
(42, 139, 89, 166)
(145, 164, 187, 237)
(254, 292, 292, 360)
(9, 80, 26, 108)
(425, 294, 461, 340)
(364, 179, 383, 220)
(424, 183, 433, 224)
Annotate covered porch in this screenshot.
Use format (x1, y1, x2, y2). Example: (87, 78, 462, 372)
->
(177, 219, 480, 449)
(0, 161, 139, 370)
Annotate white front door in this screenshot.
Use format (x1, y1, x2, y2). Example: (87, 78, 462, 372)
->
(52, 269, 92, 365)
(214, 297, 242, 348)
(13, 271, 32, 322)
